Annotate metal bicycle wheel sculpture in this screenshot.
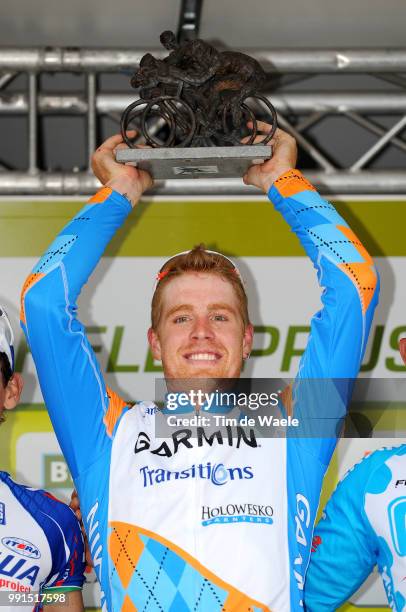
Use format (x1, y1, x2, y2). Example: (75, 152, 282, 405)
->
(121, 30, 278, 148)
(121, 96, 196, 148)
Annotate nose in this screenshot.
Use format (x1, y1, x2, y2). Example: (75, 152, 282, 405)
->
(190, 316, 215, 341)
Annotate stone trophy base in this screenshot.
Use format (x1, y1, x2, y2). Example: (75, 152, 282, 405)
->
(115, 146, 272, 180)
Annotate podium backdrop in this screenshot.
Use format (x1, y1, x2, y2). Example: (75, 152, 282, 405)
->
(1, 193, 405, 610)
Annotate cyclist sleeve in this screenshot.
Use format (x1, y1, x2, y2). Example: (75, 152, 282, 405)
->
(268, 170, 378, 377)
(268, 170, 379, 464)
(42, 499, 86, 592)
(20, 187, 132, 479)
(304, 452, 384, 611)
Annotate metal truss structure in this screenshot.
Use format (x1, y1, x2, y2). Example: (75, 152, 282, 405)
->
(0, 47, 405, 195)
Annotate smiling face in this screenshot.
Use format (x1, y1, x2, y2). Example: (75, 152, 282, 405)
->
(148, 272, 253, 379)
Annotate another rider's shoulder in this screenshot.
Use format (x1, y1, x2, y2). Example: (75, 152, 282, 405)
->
(32, 487, 80, 530)
(2, 474, 82, 536)
(320, 446, 406, 517)
(341, 444, 406, 489)
(39, 490, 81, 526)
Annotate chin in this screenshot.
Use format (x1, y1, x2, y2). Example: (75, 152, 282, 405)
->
(163, 361, 240, 381)
(164, 367, 221, 380)
(190, 369, 225, 381)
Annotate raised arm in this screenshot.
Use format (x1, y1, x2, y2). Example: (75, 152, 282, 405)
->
(20, 134, 152, 479)
(244, 126, 379, 461)
(244, 125, 378, 376)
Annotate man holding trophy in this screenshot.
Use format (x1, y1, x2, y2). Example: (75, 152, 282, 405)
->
(19, 115, 379, 610)
(20, 31, 379, 610)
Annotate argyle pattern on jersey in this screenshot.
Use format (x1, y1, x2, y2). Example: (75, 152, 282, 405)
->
(109, 522, 269, 612)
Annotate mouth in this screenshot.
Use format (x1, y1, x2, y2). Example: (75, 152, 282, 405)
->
(183, 352, 222, 363)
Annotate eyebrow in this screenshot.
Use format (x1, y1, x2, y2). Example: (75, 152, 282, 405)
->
(208, 303, 237, 315)
(165, 303, 238, 319)
(165, 304, 193, 318)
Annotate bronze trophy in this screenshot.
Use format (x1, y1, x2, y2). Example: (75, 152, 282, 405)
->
(116, 31, 277, 179)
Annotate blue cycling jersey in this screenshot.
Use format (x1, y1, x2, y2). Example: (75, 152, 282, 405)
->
(0, 472, 85, 611)
(21, 170, 379, 611)
(305, 444, 406, 611)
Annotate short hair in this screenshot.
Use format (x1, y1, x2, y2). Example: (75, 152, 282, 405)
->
(0, 351, 12, 388)
(151, 245, 250, 330)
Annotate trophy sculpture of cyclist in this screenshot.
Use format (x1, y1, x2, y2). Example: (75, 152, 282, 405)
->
(117, 30, 277, 178)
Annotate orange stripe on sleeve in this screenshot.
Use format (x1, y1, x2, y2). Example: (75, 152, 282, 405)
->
(338, 262, 377, 315)
(103, 387, 128, 438)
(88, 187, 113, 204)
(273, 170, 316, 198)
(20, 272, 45, 325)
(337, 225, 377, 314)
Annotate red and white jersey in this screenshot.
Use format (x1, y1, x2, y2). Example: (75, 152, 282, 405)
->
(0, 472, 85, 611)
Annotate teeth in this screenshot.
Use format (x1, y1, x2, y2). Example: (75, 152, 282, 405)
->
(188, 353, 217, 361)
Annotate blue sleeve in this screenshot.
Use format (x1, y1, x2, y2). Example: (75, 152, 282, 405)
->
(269, 170, 379, 464)
(42, 497, 86, 592)
(303, 450, 391, 611)
(21, 187, 132, 479)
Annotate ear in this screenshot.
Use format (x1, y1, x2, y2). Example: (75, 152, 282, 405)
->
(147, 327, 162, 361)
(399, 338, 406, 366)
(3, 373, 24, 410)
(242, 323, 254, 359)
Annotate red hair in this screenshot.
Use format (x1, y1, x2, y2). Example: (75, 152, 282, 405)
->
(151, 244, 250, 329)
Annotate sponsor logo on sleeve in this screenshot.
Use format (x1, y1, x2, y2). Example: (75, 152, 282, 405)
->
(293, 493, 311, 606)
